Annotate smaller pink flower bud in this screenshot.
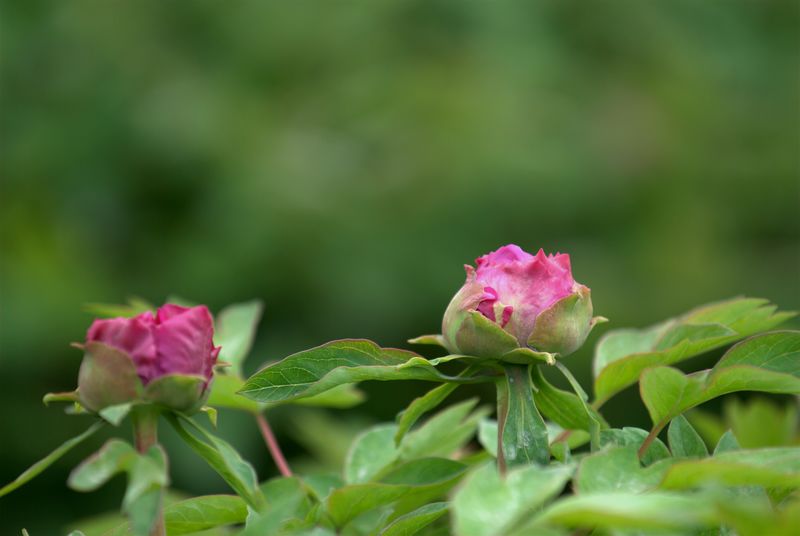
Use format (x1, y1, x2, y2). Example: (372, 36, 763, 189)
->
(78, 304, 220, 413)
(442, 245, 602, 361)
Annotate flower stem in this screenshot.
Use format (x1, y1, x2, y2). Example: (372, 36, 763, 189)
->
(131, 406, 165, 536)
(255, 413, 292, 477)
(495, 377, 510, 476)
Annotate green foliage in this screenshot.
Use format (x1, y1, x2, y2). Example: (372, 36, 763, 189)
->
(593, 298, 794, 404)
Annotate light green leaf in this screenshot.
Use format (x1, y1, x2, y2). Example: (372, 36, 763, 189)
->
(242, 477, 313, 535)
(208, 373, 263, 413)
(668, 415, 708, 458)
(640, 331, 800, 427)
(724, 396, 799, 448)
(659, 448, 800, 489)
(531, 491, 717, 531)
(327, 458, 467, 527)
(399, 398, 489, 461)
(498, 364, 549, 467)
(477, 419, 498, 457)
(344, 424, 400, 484)
(166, 413, 266, 512)
(714, 430, 741, 455)
(99, 403, 134, 426)
(599, 427, 670, 467)
(408, 334, 447, 347)
(214, 300, 264, 376)
(575, 445, 672, 494)
(593, 298, 793, 404)
(68, 440, 168, 536)
(164, 495, 247, 535)
(0, 421, 105, 498)
(395, 367, 476, 445)
(379, 502, 448, 536)
(239, 339, 485, 405)
(450, 462, 573, 536)
(83, 297, 154, 318)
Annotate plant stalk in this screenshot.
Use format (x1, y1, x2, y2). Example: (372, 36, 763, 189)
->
(495, 377, 510, 476)
(131, 406, 165, 536)
(256, 413, 293, 477)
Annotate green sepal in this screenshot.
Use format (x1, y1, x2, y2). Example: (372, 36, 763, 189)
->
(144, 374, 209, 414)
(501, 347, 556, 365)
(407, 334, 447, 347)
(78, 342, 144, 412)
(528, 285, 597, 357)
(455, 311, 520, 359)
(43, 390, 81, 405)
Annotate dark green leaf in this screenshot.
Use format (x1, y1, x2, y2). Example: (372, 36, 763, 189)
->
(166, 413, 266, 511)
(593, 298, 793, 404)
(239, 339, 482, 404)
(163, 495, 247, 535)
(0, 421, 104, 498)
(498, 364, 549, 467)
(668, 415, 708, 458)
(451, 462, 573, 536)
(530, 366, 606, 433)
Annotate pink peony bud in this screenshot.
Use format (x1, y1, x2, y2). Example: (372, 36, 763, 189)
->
(78, 304, 220, 412)
(442, 245, 602, 361)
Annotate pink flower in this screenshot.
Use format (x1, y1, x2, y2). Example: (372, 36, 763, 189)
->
(442, 245, 601, 360)
(87, 304, 220, 385)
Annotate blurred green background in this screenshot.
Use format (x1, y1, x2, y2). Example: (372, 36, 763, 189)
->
(1, 0, 798, 532)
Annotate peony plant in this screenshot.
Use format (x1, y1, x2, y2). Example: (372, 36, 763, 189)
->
(2, 246, 799, 536)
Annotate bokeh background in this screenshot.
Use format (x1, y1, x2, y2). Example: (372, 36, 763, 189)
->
(1, 0, 798, 532)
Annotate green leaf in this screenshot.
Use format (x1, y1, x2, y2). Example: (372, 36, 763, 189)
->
(208, 373, 263, 413)
(668, 415, 708, 458)
(242, 477, 313, 535)
(598, 427, 670, 466)
(239, 339, 484, 405)
(163, 495, 247, 535)
(98, 403, 134, 426)
(593, 298, 793, 405)
(166, 413, 266, 511)
(575, 445, 672, 494)
(291, 383, 366, 409)
(214, 300, 264, 376)
(724, 396, 799, 448)
(659, 447, 800, 489)
(714, 430, 741, 455)
(531, 491, 717, 531)
(530, 366, 606, 433)
(640, 331, 800, 427)
(399, 398, 489, 461)
(379, 502, 448, 536)
(477, 419, 498, 457)
(68, 440, 168, 536)
(450, 462, 573, 536)
(345, 424, 400, 484)
(498, 364, 549, 467)
(0, 421, 105, 498)
(83, 297, 154, 318)
(327, 458, 467, 527)
(395, 366, 479, 445)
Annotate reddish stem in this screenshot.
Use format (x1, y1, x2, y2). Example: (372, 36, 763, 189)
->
(638, 420, 667, 459)
(255, 413, 292, 477)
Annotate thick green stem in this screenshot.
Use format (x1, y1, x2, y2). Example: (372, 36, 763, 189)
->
(131, 406, 165, 536)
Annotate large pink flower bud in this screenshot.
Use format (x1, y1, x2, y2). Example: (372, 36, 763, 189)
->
(442, 245, 602, 362)
(78, 304, 220, 413)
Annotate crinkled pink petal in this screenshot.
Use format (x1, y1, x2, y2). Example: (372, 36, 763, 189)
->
(153, 305, 218, 380)
(472, 244, 577, 344)
(86, 312, 159, 383)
